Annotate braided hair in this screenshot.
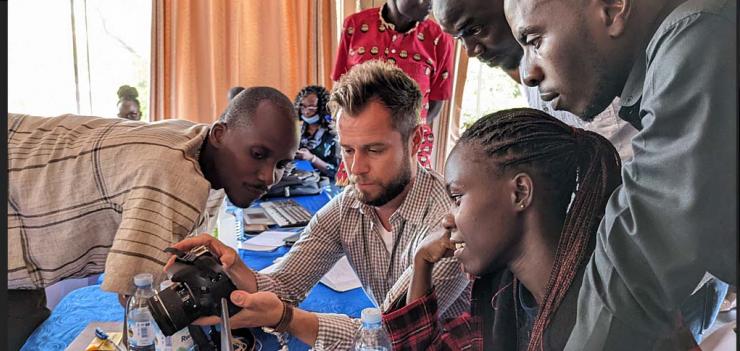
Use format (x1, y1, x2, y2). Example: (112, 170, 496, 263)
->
(294, 85, 331, 128)
(458, 108, 622, 350)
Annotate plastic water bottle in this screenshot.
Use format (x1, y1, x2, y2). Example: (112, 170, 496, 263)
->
(154, 280, 196, 351)
(127, 273, 157, 351)
(353, 308, 391, 351)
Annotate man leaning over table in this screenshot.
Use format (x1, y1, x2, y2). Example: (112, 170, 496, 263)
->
(503, 0, 737, 349)
(7, 87, 299, 350)
(169, 60, 471, 350)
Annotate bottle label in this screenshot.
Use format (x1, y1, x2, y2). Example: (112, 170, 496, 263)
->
(155, 327, 194, 351)
(130, 321, 155, 345)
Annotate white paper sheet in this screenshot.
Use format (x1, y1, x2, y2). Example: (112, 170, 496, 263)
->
(241, 231, 295, 251)
(258, 255, 362, 292)
(320, 256, 362, 292)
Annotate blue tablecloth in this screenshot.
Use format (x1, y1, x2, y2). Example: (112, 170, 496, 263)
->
(22, 186, 372, 351)
(22, 249, 374, 350)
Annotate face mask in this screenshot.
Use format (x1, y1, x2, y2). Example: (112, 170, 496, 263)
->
(301, 114, 320, 125)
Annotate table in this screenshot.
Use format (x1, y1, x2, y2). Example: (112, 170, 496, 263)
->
(22, 179, 375, 351)
(21, 247, 375, 350)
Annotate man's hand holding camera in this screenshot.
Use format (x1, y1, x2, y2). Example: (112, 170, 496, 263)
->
(163, 234, 320, 345)
(189, 290, 285, 329)
(165, 233, 258, 293)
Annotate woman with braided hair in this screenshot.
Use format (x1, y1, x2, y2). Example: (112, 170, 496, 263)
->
(382, 108, 700, 350)
(116, 85, 142, 121)
(293, 85, 340, 178)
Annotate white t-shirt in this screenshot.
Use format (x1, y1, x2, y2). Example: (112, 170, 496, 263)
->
(378, 224, 394, 254)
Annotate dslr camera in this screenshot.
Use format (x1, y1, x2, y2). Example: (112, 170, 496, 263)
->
(148, 245, 241, 336)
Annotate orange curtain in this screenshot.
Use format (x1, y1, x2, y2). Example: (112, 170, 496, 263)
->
(149, 0, 468, 169)
(150, 0, 335, 123)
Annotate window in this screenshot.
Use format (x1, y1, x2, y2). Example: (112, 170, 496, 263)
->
(9, 0, 151, 120)
(460, 59, 527, 132)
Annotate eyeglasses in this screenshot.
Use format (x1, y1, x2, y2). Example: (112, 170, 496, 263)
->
(300, 105, 318, 111)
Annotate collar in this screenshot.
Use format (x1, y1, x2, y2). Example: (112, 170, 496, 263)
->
(347, 163, 430, 226)
(378, 3, 423, 34)
(618, 50, 647, 109)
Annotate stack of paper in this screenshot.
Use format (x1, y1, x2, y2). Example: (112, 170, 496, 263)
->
(240, 230, 296, 251)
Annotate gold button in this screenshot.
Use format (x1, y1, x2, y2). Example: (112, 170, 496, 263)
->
(442, 71, 449, 80)
(413, 53, 421, 61)
(392, 34, 397, 41)
(360, 23, 369, 32)
(378, 24, 386, 32)
(388, 58, 396, 65)
(385, 48, 390, 55)
(391, 49, 396, 54)
(425, 67, 431, 76)
(427, 58, 434, 65)
(434, 37, 440, 46)
(370, 46, 379, 55)
(417, 33, 425, 41)
(357, 47, 366, 54)
(347, 27, 354, 35)
(400, 50, 408, 58)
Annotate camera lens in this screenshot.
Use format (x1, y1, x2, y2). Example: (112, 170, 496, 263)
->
(147, 282, 199, 336)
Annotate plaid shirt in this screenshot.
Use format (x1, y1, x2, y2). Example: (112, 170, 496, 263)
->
(254, 166, 471, 350)
(383, 289, 482, 351)
(8, 114, 224, 295)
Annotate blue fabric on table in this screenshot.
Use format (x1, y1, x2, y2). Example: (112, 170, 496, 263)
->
(23, 228, 374, 351)
(21, 285, 124, 351)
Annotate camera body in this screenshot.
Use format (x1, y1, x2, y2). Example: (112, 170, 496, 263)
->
(148, 245, 241, 336)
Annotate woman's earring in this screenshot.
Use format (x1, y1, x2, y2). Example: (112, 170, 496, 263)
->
(520, 204, 525, 208)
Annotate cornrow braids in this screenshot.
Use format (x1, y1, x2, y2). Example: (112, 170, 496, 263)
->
(459, 108, 622, 350)
(294, 85, 331, 128)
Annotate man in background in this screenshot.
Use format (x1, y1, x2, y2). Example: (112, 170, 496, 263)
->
(332, 0, 455, 181)
(432, 0, 637, 161)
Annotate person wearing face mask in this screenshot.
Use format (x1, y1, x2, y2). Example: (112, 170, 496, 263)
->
(293, 85, 340, 178)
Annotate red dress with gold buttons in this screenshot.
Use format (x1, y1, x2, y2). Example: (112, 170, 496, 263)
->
(331, 6, 455, 185)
